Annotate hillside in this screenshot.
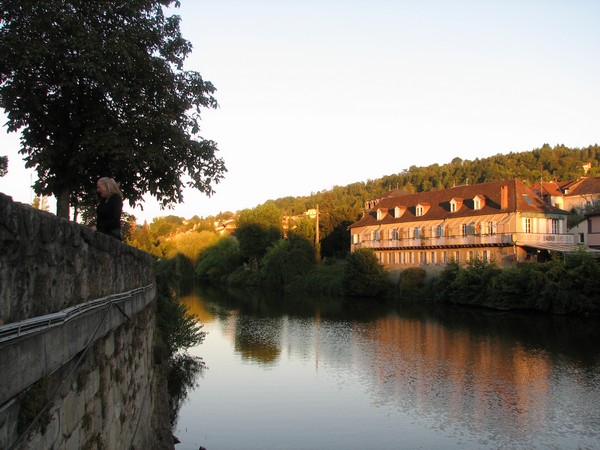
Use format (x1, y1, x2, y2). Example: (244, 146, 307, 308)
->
(268, 143, 599, 222)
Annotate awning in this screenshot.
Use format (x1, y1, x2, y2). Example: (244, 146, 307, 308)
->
(520, 243, 600, 255)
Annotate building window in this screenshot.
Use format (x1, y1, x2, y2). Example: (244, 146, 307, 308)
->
(352, 234, 359, 244)
(483, 250, 488, 261)
(377, 209, 383, 220)
(579, 233, 585, 244)
(450, 201, 457, 212)
(489, 221, 496, 234)
(374, 230, 380, 241)
(414, 227, 421, 238)
(416, 205, 424, 216)
(436, 224, 444, 237)
(409, 252, 414, 264)
(552, 219, 559, 234)
(391, 228, 399, 240)
(461, 224, 468, 236)
(469, 251, 474, 261)
(454, 251, 460, 263)
(474, 197, 481, 210)
(524, 218, 532, 233)
(430, 251, 436, 264)
(442, 251, 447, 264)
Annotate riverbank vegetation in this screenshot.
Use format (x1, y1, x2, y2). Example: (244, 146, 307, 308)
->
(393, 249, 600, 315)
(153, 257, 207, 427)
(125, 144, 600, 317)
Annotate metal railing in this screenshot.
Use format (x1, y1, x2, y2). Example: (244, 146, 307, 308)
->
(0, 284, 154, 344)
(352, 232, 574, 249)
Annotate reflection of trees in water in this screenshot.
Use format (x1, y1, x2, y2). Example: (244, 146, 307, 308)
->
(168, 353, 206, 427)
(233, 316, 282, 364)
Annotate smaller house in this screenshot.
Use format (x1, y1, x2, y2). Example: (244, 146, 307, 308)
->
(569, 211, 600, 250)
(533, 177, 600, 214)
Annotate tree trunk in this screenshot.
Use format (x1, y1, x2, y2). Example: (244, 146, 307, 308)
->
(55, 188, 70, 219)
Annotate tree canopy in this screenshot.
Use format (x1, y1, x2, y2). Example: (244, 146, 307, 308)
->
(0, 0, 226, 218)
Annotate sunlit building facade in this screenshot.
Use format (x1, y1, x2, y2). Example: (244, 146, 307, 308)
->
(349, 179, 573, 271)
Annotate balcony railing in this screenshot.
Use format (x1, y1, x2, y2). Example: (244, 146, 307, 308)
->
(511, 232, 574, 245)
(352, 232, 574, 249)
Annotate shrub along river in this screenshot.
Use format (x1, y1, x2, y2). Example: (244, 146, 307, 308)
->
(173, 285, 600, 450)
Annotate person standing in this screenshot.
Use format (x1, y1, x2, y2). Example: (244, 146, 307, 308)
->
(91, 177, 123, 240)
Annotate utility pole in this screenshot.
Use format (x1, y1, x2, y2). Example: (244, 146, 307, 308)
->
(315, 204, 321, 263)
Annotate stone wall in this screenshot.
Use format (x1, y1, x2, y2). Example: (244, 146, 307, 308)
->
(0, 192, 154, 324)
(0, 194, 172, 449)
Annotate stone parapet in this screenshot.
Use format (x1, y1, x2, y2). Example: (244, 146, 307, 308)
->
(0, 193, 154, 325)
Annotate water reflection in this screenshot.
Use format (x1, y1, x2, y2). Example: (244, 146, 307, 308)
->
(167, 353, 205, 426)
(178, 285, 600, 450)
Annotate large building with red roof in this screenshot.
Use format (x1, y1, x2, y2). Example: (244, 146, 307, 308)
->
(349, 179, 575, 272)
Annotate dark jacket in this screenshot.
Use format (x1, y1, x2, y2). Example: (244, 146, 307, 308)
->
(97, 194, 123, 240)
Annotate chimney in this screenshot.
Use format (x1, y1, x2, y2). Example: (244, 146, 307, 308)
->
(500, 185, 509, 210)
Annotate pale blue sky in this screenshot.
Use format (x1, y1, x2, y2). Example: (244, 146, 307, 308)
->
(1, 0, 598, 221)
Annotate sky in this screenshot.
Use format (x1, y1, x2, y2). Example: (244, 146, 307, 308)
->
(1, 0, 599, 223)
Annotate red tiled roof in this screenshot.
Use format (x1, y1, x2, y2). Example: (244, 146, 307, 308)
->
(349, 179, 568, 229)
(564, 177, 600, 196)
(532, 181, 563, 197)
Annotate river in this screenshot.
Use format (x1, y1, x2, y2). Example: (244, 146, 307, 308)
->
(173, 285, 600, 450)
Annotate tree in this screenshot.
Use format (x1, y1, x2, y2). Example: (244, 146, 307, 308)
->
(0, 155, 6, 177)
(235, 203, 283, 263)
(195, 235, 241, 282)
(0, 0, 226, 218)
(165, 229, 219, 263)
(31, 195, 50, 211)
(342, 248, 388, 298)
(261, 236, 316, 287)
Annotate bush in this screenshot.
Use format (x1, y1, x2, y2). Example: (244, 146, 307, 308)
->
(195, 236, 242, 283)
(488, 262, 545, 310)
(288, 259, 346, 296)
(433, 259, 460, 303)
(342, 248, 388, 298)
(261, 236, 316, 287)
(155, 259, 206, 356)
(396, 267, 428, 301)
(451, 258, 501, 306)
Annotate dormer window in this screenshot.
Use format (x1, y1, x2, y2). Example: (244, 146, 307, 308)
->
(415, 203, 429, 216)
(473, 195, 485, 210)
(394, 206, 406, 218)
(449, 198, 463, 212)
(376, 209, 384, 220)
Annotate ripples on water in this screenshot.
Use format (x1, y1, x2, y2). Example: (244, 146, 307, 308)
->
(175, 287, 600, 450)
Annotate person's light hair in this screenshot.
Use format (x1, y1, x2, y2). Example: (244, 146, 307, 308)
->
(98, 177, 123, 199)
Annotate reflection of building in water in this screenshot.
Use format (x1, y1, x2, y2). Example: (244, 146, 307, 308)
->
(352, 314, 553, 438)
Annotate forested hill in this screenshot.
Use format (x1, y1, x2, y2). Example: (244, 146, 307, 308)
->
(266, 144, 600, 236)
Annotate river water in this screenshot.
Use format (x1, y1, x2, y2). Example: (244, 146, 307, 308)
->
(174, 285, 600, 450)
